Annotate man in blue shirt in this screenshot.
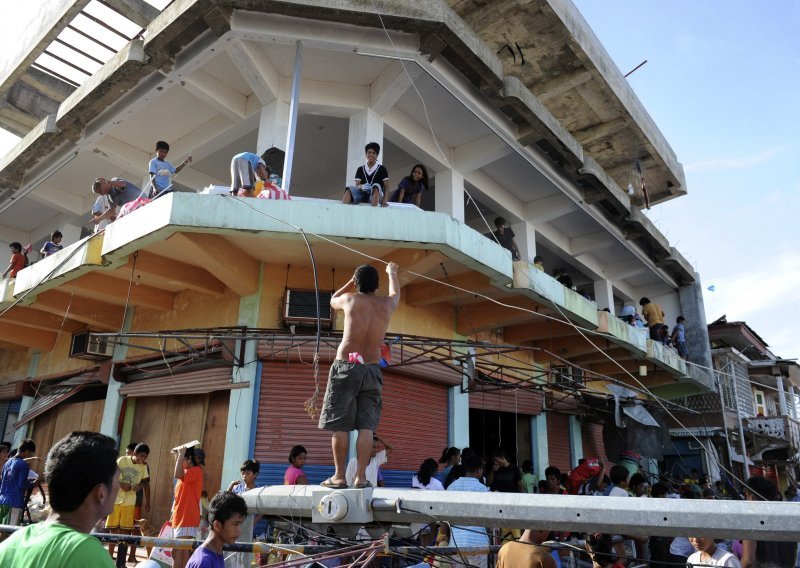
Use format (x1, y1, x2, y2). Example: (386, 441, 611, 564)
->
(149, 140, 191, 195)
(230, 151, 270, 197)
(0, 438, 37, 526)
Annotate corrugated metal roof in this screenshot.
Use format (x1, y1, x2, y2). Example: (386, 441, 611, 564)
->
(13, 373, 95, 428)
(118, 366, 247, 397)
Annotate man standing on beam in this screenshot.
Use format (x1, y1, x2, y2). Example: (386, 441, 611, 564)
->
(318, 262, 400, 489)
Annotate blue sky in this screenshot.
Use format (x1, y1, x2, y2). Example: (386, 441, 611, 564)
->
(573, 0, 800, 360)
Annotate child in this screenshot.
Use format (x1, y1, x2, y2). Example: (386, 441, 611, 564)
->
(40, 231, 63, 257)
(2, 242, 27, 279)
(342, 142, 389, 207)
(284, 447, 308, 485)
(687, 536, 741, 567)
(521, 460, 537, 493)
(226, 460, 259, 568)
(671, 316, 688, 359)
(149, 141, 191, 196)
(186, 491, 247, 568)
(607, 464, 630, 496)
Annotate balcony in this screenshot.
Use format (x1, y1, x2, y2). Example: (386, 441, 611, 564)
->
(745, 415, 800, 452)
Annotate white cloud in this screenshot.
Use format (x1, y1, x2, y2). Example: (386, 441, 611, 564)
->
(686, 147, 780, 173)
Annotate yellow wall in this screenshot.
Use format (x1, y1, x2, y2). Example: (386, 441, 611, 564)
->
(0, 348, 30, 383)
(33, 332, 96, 378)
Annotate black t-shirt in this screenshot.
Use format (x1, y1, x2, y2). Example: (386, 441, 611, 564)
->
(491, 464, 522, 493)
(492, 229, 519, 260)
(355, 164, 389, 190)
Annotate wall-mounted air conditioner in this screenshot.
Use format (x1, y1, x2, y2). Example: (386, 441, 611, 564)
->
(70, 332, 114, 360)
(284, 289, 333, 329)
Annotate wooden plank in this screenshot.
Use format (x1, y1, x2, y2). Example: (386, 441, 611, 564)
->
(79, 399, 105, 431)
(28, 409, 57, 477)
(201, 391, 230, 497)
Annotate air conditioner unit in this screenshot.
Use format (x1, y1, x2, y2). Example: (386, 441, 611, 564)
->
(549, 365, 585, 388)
(284, 289, 333, 329)
(69, 332, 114, 360)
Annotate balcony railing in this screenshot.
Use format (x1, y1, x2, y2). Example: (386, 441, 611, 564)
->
(745, 415, 800, 450)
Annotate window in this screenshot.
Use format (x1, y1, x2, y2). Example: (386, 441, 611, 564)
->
(754, 389, 767, 416)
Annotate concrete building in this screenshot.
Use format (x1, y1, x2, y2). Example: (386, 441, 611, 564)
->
(668, 316, 800, 491)
(0, 0, 713, 526)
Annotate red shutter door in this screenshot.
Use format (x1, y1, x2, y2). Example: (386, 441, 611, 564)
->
(581, 421, 609, 462)
(468, 389, 543, 415)
(547, 412, 572, 472)
(378, 370, 448, 476)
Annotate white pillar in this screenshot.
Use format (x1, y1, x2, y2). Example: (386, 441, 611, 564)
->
(257, 96, 291, 153)
(531, 414, 549, 481)
(59, 222, 82, 247)
(569, 415, 583, 467)
(448, 385, 469, 449)
(346, 109, 384, 187)
(100, 308, 135, 442)
(221, 264, 264, 486)
(434, 169, 465, 222)
(789, 386, 798, 419)
(776, 375, 788, 416)
(594, 278, 615, 314)
(511, 220, 536, 265)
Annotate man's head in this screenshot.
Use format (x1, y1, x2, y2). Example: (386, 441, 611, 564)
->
(462, 455, 484, 478)
(353, 264, 379, 294)
(155, 140, 170, 160)
(677, 315, 685, 324)
(609, 464, 630, 487)
(240, 459, 260, 485)
(46, 431, 118, 520)
(0, 442, 9, 461)
(491, 448, 509, 469)
(9, 242, 22, 254)
(785, 485, 798, 499)
(364, 142, 381, 162)
(494, 216, 506, 229)
(689, 537, 716, 554)
(51, 230, 63, 244)
(544, 466, 561, 490)
(651, 482, 669, 499)
(533, 255, 543, 265)
(639, 297, 651, 307)
(92, 178, 111, 195)
(18, 438, 36, 459)
(133, 443, 150, 464)
(629, 473, 647, 496)
(207, 491, 247, 545)
(126, 442, 137, 456)
(255, 159, 270, 182)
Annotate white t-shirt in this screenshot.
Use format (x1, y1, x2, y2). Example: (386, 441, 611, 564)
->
(608, 486, 629, 497)
(687, 547, 742, 567)
(412, 475, 444, 491)
(345, 449, 387, 486)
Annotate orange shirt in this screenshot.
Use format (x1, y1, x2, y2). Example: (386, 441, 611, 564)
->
(8, 253, 25, 278)
(171, 465, 203, 528)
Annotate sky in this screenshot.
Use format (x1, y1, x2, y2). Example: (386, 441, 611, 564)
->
(572, 0, 800, 360)
(0, 1, 798, 359)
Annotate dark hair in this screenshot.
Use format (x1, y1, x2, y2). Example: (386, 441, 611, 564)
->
(241, 459, 260, 474)
(207, 490, 247, 526)
(522, 460, 532, 472)
(461, 447, 477, 460)
(462, 455, 484, 475)
(533, 255, 543, 263)
(0, 441, 11, 451)
(184, 446, 198, 467)
(677, 316, 685, 323)
(494, 216, 506, 228)
(639, 297, 650, 306)
(544, 466, 561, 479)
(416, 458, 439, 486)
(610, 464, 630, 485)
(586, 532, 614, 557)
(491, 448, 507, 461)
(126, 442, 137, 452)
(702, 487, 716, 498)
(353, 264, 379, 293)
(288, 445, 307, 464)
(45, 431, 117, 512)
(629, 473, 646, 488)
(10, 242, 22, 254)
(651, 482, 669, 498)
(745, 475, 779, 501)
(364, 142, 380, 155)
(438, 447, 460, 464)
(51, 230, 62, 240)
(407, 164, 429, 190)
(156, 140, 170, 152)
(19, 439, 36, 453)
(134, 443, 150, 455)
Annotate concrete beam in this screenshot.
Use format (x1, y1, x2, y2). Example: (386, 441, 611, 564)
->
(453, 133, 513, 173)
(503, 320, 576, 345)
(369, 61, 421, 116)
(573, 117, 628, 147)
(457, 296, 543, 336)
(32, 289, 125, 331)
(525, 194, 575, 224)
(101, 0, 160, 28)
(405, 271, 493, 307)
(536, 70, 593, 102)
(184, 70, 248, 121)
(604, 259, 645, 281)
(570, 231, 614, 256)
(72, 272, 175, 312)
(167, 232, 260, 297)
(0, 306, 84, 334)
(129, 251, 227, 297)
(0, 321, 56, 351)
(226, 39, 279, 105)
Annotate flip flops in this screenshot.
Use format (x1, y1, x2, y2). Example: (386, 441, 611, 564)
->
(321, 478, 348, 489)
(353, 481, 372, 489)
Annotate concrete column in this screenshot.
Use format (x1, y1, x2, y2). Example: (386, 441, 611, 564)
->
(99, 308, 135, 443)
(346, 109, 384, 187)
(221, 264, 264, 487)
(511, 220, 536, 264)
(59, 222, 82, 247)
(678, 272, 713, 368)
(789, 386, 798, 419)
(530, 414, 549, 481)
(12, 352, 40, 446)
(257, 97, 290, 153)
(593, 278, 615, 314)
(776, 376, 788, 416)
(448, 385, 470, 449)
(568, 415, 583, 467)
(434, 169, 465, 222)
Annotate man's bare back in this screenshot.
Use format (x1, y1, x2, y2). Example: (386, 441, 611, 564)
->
(332, 262, 399, 362)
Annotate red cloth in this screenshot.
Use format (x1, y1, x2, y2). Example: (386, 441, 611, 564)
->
(117, 196, 152, 218)
(171, 466, 203, 528)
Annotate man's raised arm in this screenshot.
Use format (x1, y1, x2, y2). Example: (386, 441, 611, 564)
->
(386, 262, 400, 308)
(331, 277, 354, 310)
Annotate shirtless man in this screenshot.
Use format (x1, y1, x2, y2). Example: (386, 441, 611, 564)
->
(318, 262, 400, 489)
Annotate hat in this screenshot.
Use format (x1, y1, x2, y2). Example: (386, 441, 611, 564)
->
(619, 305, 636, 317)
(194, 448, 206, 466)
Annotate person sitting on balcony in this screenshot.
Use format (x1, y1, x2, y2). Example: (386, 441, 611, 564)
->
(639, 297, 666, 341)
(388, 163, 428, 207)
(230, 152, 270, 197)
(342, 142, 389, 207)
(492, 217, 521, 261)
(90, 177, 142, 226)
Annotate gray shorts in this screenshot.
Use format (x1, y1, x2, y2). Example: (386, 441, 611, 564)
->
(318, 360, 382, 432)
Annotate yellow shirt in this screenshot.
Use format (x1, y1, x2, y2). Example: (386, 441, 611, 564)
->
(641, 302, 664, 326)
(114, 456, 148, 506)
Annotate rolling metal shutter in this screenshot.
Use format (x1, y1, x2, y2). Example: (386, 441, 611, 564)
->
(118, 366, 245, 397)
(581, 421, 609, 462)
(469, 389, 543, 415)
(547, 412, 572, 472)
